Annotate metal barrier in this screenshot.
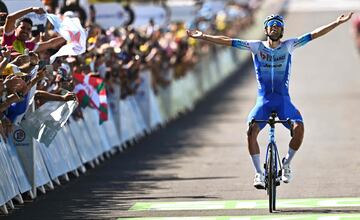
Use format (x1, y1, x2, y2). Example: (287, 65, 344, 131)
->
(0, 48, 247, 214)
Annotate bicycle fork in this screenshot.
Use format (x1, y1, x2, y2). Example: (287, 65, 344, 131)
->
(264, 127, 282, 186)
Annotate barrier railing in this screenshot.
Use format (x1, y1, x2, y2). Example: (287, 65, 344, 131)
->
(0, 46, 247, 214)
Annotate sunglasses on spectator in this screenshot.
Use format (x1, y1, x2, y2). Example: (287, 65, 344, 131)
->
(266, 20, 284, 27)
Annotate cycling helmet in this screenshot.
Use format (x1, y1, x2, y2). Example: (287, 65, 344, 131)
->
(264, 14, 284, 28)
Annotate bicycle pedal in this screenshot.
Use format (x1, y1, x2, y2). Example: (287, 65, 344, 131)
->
(254, 184, 266, 190)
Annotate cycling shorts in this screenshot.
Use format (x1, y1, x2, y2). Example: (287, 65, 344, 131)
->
(247, 94, 303, 130)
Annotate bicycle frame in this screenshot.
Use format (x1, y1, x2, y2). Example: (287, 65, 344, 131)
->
(264, 125, 282, 182)
(250, 112, 292, 212)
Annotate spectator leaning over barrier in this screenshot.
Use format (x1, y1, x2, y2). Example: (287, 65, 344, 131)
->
(0, 46, 28, 140)
(2, 7, 65, 55)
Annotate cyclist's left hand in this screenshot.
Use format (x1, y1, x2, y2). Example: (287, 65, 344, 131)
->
(337, 12, 354, 24)
(186, 30, 203, 39)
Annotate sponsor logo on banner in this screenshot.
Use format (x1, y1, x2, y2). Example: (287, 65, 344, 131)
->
(12, 126, 31, 147)
(13, 129, 26, 142)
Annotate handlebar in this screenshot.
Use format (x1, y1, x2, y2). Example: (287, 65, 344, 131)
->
(249, 112, 294, 136)
(251, 119, 292, 125)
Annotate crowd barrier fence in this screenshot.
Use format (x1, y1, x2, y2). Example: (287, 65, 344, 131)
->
(0, 47, 245, 214)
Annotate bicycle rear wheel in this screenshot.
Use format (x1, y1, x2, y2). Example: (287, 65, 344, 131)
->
(267, 143, 276, 212)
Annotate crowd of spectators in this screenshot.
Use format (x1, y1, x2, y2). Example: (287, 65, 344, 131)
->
(0, 0, 262, 141)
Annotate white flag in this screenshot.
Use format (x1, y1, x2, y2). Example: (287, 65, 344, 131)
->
(46, 13, 87, 63)
(20, 100, 78, 147)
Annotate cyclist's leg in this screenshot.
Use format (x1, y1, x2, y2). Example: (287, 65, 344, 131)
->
(278, 99, 304, 151)
(247, 122, 265, 188)
(247, 102, 269, 174)
(278, 99, 304, 182)
(247, 122, 261, 155)
(289, 121, 304, 151)
(278, 99, 304, 163)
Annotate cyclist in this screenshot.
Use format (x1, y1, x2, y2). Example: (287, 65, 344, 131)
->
(187, 12, 353, 189)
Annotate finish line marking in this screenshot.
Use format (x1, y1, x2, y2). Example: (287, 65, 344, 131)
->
(129, 198, 360, 211)
(118, 214, 360, 220)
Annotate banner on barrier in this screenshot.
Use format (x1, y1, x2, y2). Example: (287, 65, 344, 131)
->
(10, 125, 52, 192)
(20, 100, 78, 147)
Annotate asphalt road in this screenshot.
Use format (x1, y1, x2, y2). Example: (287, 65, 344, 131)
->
(4, 2, 360, 220)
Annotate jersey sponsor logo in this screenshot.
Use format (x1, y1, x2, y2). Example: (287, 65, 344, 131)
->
(259, 52, 286, 62)
(274, 55, 286, 61)
(263, 63, 283, 68)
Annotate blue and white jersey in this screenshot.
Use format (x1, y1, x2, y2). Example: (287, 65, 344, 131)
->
(232, 33, 312, 99)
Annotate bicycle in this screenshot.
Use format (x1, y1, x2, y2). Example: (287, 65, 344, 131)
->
(250, 112, 293, 213)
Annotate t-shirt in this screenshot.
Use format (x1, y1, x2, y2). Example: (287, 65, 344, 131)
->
(2, 31, 38, 54)
(231, 33, 312, 98)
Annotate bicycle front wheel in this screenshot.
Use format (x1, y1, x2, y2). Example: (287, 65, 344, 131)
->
(267, 143, 277, 213)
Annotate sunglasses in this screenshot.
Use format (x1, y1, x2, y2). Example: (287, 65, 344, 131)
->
(266, 19, 284, 27)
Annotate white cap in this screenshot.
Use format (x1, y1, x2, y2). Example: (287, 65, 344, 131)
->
(63, 11, 76, 18)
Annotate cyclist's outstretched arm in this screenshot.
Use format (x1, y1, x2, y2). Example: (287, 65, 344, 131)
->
(187, 29, 232, 46)
(311, 12, 353, 40)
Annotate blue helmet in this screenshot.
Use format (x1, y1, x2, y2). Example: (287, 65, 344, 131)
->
(264, 14, 284, 28)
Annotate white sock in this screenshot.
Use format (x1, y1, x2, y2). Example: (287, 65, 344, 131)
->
(251, 154, 262, 174)
(284, 147, 297, 165)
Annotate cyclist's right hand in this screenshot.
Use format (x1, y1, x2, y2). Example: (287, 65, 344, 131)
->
(186, 30, 203, 39)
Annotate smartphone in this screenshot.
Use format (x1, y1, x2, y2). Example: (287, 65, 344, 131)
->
(37, 24, 45, 33)
(31, 24, 45, 37)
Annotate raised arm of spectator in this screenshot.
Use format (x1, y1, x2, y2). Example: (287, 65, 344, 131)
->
(311, 12, 353, 40)
(35, 36, 66, 52)
(186, 30, 232, 46)
(0, 94, 22, 112)
(0, 46, 11, 73)
(22, 67, 46, 94)
(0, 76, 26, 112)
(4, 7, 45, 34)
(35, 90, 77, 102)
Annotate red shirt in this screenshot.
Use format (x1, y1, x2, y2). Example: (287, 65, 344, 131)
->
(1, 31, 37, 54)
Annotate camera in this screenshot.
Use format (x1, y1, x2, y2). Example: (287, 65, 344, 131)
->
(31, 24, 45, 37)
